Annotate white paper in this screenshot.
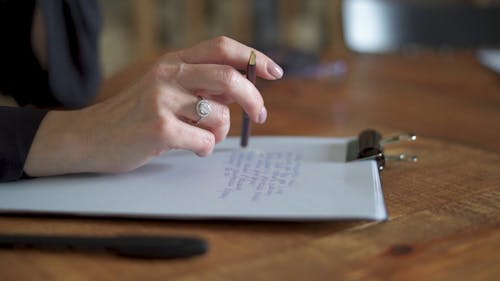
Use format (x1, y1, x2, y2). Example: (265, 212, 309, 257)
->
(0, 137, 387, 221)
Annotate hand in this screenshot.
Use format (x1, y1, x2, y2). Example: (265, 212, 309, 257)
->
(24, 36, 283, 176)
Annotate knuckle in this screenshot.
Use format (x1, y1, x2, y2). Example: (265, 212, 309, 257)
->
(146, 89, 168, 114)
(149, 88, 163, 103)
(152, 63, 167, 81)
(212, 106, 230, 128)
(218, 67, 240, 92)
(143, 86, 177, 114)
(156, 116, 175, 142)
(214, 124, 230, 144)
(211, 106, 230, 143)
(221, 106, 231, 125)
(212, 36, 232, 53)
(216, 131, 229, 144)
(198, 133, 215, 156)
(152, 63, 184, 81)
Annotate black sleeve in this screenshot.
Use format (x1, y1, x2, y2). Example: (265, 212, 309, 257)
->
(39, 0, 102, 108)
(0, 0, 101, 182)
(0, 107, 48, 181)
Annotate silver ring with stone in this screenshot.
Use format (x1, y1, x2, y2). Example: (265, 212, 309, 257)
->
(195, 97, 212, 124)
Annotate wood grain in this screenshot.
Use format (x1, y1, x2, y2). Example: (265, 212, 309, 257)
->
(0, 51, 498, 281)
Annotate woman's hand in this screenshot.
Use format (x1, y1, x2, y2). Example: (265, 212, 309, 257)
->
(24, 36, 283, 176)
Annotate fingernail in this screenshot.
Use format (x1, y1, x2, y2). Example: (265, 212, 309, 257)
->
(258, 107, 268, 124)
(267, 61, 283, 79)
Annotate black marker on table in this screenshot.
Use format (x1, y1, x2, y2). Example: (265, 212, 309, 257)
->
(0, 234, 208, 259)
(240, 51, 257, 148)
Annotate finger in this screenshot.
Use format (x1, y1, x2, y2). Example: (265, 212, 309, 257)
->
(161, 116, 215, 157)
(177, 36, 284, 80)
(196, 90, 235, 105)
(176, 95, 231, 143)
(169, 63, 265, 123)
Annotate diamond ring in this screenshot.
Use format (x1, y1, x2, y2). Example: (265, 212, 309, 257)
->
(195, 97, 212, 124)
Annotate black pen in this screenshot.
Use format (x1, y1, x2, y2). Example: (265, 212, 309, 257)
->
(0, 234, 209, 259)
(240, 51, 256, 148)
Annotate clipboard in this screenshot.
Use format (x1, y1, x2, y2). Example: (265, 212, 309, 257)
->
(0, 130, 416, 221)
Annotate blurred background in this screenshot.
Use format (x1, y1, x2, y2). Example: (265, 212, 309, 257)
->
(98, 0, 500, 77)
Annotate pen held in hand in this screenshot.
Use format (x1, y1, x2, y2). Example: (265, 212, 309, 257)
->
(241, 51, 257, 148)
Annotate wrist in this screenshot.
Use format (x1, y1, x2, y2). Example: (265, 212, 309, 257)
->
(24, 109, 89, 177)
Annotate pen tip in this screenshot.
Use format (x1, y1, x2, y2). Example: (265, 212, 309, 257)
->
(249, 51, 256, 65)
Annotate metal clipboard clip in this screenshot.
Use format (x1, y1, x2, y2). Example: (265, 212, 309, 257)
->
(346, 129, 418, 171)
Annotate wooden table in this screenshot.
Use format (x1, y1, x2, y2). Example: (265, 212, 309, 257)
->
(1, 51, 499, 280)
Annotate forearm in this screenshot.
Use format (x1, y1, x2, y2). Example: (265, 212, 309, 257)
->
(23, 109, 88, 177)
